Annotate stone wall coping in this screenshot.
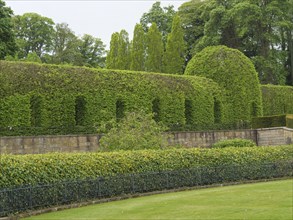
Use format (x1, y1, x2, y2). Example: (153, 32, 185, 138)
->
(257, 127, 293, 131)
(0, 134, 100, 139)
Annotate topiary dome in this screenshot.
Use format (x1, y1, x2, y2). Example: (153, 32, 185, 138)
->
(185, 45, 262, 124)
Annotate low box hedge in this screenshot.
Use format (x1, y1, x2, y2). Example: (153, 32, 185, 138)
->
(0, 145, 292, 189)
(286, 115, 293, 129)
(252, 114, 287, 129)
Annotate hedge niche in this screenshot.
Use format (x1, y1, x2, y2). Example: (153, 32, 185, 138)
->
(0, 61, 224, 134)
(185, 46, 263, 125)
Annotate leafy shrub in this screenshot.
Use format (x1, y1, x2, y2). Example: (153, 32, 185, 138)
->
(0, 145, 292, 189)
(99, 111, 168, 151)
(212, 138, 256, 148)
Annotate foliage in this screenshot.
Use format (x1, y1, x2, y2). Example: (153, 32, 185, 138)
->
(24, 52, 42, 63)
(0, 0, 17, 59)
(106, 32, 119, 69)
(252, 115, 286, 129)
(78, 34, 106, 68)
(212, 138, 256, 148)
(12, 13, 55, 58)
(261, 85, 293, 116)
(130, 24, 146, 71)
(51, 23, 81, 65)
(286, 115, 293, 129)
(140, 1, 176, 44)
(178, 0, 293, 85)
(0, 61, 224, 131)
(145, 23, 164, 72)
(0, 145, 292, 188)
(163, 15, 186, 74)
(185, 45, 263, 124)
(99, 111, 168, 151)
(117, 30, 130, 70)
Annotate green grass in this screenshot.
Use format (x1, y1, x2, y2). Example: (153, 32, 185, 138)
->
(24, 179, 293, 220)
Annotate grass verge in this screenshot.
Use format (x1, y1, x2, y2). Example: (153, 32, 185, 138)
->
(24, 179, 293, 220)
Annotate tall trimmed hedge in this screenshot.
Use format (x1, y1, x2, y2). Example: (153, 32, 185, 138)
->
(185, 46, 263, 124)
(0, 146, 292, 189)
(261, 85, 293, 116)
(0, 61, 225, 132)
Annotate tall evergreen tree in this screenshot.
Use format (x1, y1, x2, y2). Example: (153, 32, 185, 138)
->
(145, 23, 164, 73)
(117, 29, 130, 70)
(130, 24, 146, 71)
(106, 32, 119, 69)
(163, 15, 186, 74)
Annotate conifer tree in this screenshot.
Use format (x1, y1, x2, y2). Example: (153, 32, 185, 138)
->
(163, 15, 186, 74)
(130, 24, 146, 71)
(145, 23, 164, 72)
(117, 29, 130, 70)
(106, 32, 119, 69)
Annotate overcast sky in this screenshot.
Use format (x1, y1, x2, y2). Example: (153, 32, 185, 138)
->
(4, 0, 187, 49)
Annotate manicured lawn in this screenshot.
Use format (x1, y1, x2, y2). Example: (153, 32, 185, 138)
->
(24, 179, 293, 220)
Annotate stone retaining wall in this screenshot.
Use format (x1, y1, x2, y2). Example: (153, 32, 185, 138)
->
(0, 127, 291, 155)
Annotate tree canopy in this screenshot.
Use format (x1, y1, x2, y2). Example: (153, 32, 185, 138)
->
(140, 1, 176, 44)
(0, 0, 17, 59)
(179, 0, 293, 85)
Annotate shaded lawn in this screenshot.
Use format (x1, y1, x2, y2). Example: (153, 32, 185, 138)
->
(24, 179, 293, 220)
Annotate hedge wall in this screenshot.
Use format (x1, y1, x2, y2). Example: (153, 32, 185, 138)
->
(184, 46, 263, 124)
(0, 61, 226, 132)
(261, 85, 293, 116)
(252, 114, 287, 129)
(0, 146, 292, 189)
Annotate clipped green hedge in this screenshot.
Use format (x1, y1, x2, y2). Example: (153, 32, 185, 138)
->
(0, 61, 225, 133)
(286, 115, 293, 129)
(184, 46, 263, 124)
(261, 85, 293, 116)
(252, 114, 287, 129)
(0, 145, 292, 189)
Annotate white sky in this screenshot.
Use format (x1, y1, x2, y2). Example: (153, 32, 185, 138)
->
(4, 0, 187, 49)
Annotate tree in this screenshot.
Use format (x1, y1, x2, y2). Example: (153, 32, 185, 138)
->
(24, 52, 42, 63)
(140, 1, 176, 44)
(78, 34, 106, 68)
(178, 0, 214, 62)
(0, 0, 17, 59)
(106, 32, 119, 69)
(145, 23, 164, 72)
(99, 111, 168, 151)
(130, 24, 146, 71)
(13, 13, 55, 59)
(179, 0, 293, 85)
(117, 29, 130, 70)
(163, 15, 186, 74)
(51, 23, 81, 65)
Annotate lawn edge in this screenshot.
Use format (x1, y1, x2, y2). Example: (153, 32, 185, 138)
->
(3, 177, 292, 220)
